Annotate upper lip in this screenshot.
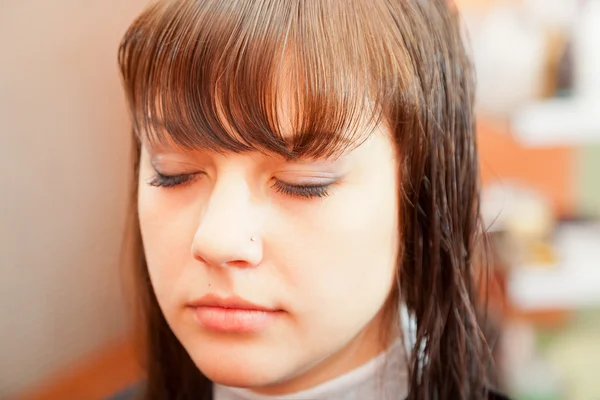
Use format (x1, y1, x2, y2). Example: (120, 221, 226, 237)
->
(188, 294, 278, 311)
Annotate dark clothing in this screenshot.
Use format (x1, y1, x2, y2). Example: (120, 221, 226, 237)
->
(108, 383, 511, 400)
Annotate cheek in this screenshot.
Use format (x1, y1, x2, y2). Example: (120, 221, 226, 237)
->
(272, 172, 400, 330)
(137, 184, 199, 308)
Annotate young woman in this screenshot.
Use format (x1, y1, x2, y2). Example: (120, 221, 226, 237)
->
(114, 0, 510, 398)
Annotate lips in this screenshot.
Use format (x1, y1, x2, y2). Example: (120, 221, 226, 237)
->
(188, 294, 281, 333)
(188, 294, 277, 311)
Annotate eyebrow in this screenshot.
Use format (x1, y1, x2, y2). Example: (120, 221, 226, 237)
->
(139, 124, 366, 161)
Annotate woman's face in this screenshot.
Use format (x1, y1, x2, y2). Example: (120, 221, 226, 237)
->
(138, 124, 400, 394)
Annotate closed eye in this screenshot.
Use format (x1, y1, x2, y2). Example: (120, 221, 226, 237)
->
(147, 171, 334, 199)
(271, 180, 332, 199)
(147, 172, 198, 188)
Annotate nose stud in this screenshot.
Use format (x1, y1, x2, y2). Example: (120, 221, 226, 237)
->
(250, 237, 257, 242)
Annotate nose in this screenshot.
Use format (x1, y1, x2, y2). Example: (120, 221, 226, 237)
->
(191, 177, 263, 269)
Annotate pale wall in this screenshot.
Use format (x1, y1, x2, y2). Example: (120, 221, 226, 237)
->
(0, 0, 148, 396)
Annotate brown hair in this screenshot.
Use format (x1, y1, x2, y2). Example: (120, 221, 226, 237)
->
(118, 0, 492, 398)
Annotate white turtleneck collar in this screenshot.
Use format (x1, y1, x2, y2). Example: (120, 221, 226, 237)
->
(213, 339, 408, 400)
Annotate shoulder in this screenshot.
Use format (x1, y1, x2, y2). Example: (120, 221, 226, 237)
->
(106, 384, 141, 400)
(108, 383, 510, 400)
(489, 389, 512, 400)
(402, 388, 511, 400)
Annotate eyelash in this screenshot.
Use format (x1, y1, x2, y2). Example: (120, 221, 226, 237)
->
(270, 180, 331, 199)
(147, 172, 197, 188)
(147, 173, 332, 199)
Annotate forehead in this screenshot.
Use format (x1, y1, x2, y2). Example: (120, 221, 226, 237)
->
(121, 0, 403, 160)
(137, 58, 379, 160)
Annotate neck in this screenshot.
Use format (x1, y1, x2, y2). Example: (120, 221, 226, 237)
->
(256, 309, 399, 396)
(214, 336, 408, 400)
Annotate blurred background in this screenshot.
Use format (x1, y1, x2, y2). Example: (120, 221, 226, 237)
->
(0, 0, 598, 399)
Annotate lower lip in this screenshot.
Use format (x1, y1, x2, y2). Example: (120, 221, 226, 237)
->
(193, 306, 278, 333)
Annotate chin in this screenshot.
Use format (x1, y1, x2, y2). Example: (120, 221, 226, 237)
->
(185, 341, 291, 389)
(197, 356, 286, 389)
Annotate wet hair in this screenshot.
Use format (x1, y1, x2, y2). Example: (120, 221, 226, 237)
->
(118, 0, 493, 398)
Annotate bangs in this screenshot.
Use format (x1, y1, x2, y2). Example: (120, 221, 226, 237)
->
(118, 0, 413, 159)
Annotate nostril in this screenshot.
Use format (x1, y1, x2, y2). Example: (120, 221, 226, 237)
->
(193, 253, 209, 265)
(224, 260, 253, 269)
